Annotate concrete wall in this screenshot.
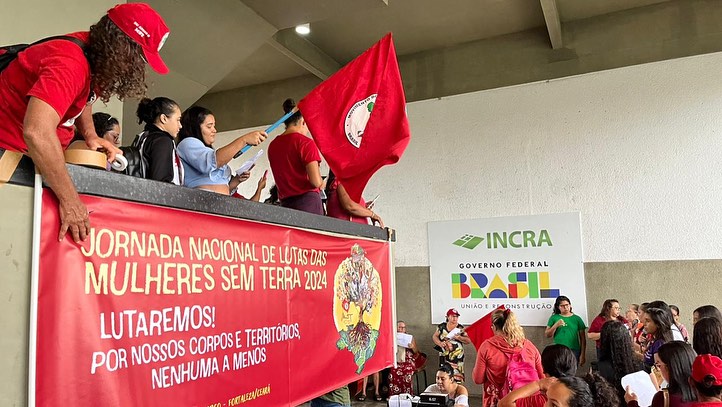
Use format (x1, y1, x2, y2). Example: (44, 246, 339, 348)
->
(398, 260, 722, 396)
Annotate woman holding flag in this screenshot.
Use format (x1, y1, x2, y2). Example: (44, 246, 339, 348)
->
(267, 98, 324, 214)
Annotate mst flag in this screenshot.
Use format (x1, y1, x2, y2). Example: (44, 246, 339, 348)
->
(298, 33, 410, 202)
(465, 306, 505, 350)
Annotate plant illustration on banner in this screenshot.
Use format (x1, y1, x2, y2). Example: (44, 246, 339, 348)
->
(333, 244, 382, 373)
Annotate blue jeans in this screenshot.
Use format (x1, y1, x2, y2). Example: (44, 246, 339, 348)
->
(310, 398, 351, 407)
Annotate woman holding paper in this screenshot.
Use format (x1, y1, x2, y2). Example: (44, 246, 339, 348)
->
(389, 320, 421, 396)
(177, 105, 266, 195)
(433, 308, 472, 382)
(625, 341, 697, 407)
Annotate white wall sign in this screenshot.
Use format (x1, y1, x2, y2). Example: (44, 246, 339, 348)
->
(428, 212, 587, 326)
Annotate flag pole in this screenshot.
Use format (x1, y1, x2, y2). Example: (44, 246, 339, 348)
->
(232, 107, 299, 159)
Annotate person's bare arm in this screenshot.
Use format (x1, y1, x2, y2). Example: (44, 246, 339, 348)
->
(337, 183, 384, 227)
(215, 131, 266, 167)
(24, 97, 89, 242)
(249, 173, 267, 202)
(75, 107, 120, 161)
(305, 161, 323, 188)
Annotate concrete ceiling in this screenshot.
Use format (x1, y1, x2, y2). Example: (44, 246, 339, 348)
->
(208, 0, 671, 92)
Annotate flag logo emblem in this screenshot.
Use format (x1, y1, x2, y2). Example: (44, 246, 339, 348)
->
(344, 94, 377, 148)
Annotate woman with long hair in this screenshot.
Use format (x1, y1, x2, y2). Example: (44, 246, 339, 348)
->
(626, 341, 697, 407)
(546, 373, 621, 407)
(424, 363, 470, 407)
(693, 317, 722, 359)
(589, 299, 627, 359)
(546, 296, 587, 366)
(689, 354, 722, 405)
(498, 344, 577, 407)
(135, 97, 183, 184)
(176, 106, 266, 196)
(267, 98, 324, 214)
(473, 309, 544, 407)
(597, 321, 644, 403)
(694, 305, 722, 325)
(642, 307, 674, 372)
(433, 308, 471, 382)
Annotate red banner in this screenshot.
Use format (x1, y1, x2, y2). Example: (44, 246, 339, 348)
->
(36, 191, 394, 406)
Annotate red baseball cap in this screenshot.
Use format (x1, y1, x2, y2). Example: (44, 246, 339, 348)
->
(446, 308, 460, 317)
(107, 3, 170, 74)
(692, 354, 722, 385)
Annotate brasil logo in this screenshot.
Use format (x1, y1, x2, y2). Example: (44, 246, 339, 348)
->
(344, 94, 377, 148)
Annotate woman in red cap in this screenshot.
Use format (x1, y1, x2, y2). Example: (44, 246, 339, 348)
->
(432, 308, 471, 382)
(0, 3, 171, 243)
(689, 354, 722, 406)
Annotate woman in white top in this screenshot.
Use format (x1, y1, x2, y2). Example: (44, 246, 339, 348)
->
(424, 363, 469, 407)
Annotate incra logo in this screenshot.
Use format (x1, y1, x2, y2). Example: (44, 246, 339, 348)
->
(452, 230, 552, 250)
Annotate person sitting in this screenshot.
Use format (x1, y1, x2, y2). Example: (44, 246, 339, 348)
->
(498, 344, 578, 407)
(688, 354, 722, 406)
(135, 97, 183, 184)
(92, 112, 121, 147)
(625, 341, 697, 407)
(176, 105, 265, 195)
(424, 363, 470, 407)
(546, 373, 621, 407)
(388, 320, 421, 397)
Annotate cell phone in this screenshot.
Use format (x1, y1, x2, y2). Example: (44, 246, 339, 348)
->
(367, 194, 380, 209)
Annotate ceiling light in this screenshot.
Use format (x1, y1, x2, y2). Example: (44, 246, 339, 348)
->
(295, 23, 310, 35)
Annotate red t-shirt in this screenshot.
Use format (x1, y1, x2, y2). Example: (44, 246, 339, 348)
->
(267, 132, 321, 200)
(0, 32, 91, 152)
(326, 179, 368, 224)
(589, 315, 628, 348)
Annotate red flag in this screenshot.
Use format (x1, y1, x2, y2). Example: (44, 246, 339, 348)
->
(298, 33, 411, 202)
(465, 306, 506, 350)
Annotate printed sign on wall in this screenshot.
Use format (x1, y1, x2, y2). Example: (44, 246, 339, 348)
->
(36, 192, 393, 407)
(428, 213, 586, 326)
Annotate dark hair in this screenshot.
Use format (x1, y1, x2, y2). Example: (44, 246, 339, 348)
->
(324, 170, 336, 199)
(693, 375, 722, 398)
(600, 321, 642, 387)
(92, 112, 119, 137)
(640, 302, 650, 314)
(553, 296, 572, 315)
(282, 98, 302, 126)
(657, 342, 697, 402)
(88, 15, 147, 103)
(646, 307, 674, 342)
(695, 305, 722, 322)
(136, 97, 179, 125)
(557, 373, 620, 407)
(541, 344, 576, 378)
(437, 362, 454, 377)
(670, 305, 681, 316)
(693, 317, 722, 358)
(264, 185, 279, 205)
(179, 106, 214, 146)
(598, 299, 619, 318)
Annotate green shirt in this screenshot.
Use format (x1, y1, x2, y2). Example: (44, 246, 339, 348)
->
(547, 314, 586, 350)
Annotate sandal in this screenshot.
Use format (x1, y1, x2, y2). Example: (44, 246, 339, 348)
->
(374, 394, 383, 402)
(356, 394, 366, 401)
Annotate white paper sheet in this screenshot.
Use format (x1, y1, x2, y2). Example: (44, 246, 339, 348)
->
(396, 332, 413, 348)
(446, 327, 461, 340)
(236, 149, 264, 174)
(621, 371, 657, 407)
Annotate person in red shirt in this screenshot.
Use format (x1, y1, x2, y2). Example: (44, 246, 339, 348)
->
(0, 3, 170, 242)
(588, 298, 627, 360)
(267, 98, 323, 215)
(689, 354, 722, 406)
(325, 171, 383, 227)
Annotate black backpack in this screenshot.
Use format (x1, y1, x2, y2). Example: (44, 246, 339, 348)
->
(116, 132, 150, 178)
(0, 35, 86, 73)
